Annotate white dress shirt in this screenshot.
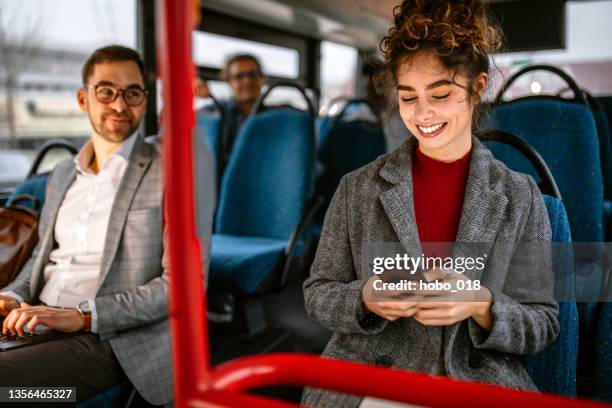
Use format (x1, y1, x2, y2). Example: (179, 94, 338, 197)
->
(2, 132, 137, 333)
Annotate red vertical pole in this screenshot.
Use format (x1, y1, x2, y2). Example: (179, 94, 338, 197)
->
(157, 0, 210, 407)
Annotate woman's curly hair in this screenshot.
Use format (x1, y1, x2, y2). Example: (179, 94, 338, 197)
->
(374, 0, 504, 127)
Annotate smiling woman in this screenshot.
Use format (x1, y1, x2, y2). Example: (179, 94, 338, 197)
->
(302, 1, 558, 407)
(375, 0, 502, 161)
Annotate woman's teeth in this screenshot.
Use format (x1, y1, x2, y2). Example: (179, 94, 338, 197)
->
(418, 123, 445, 134)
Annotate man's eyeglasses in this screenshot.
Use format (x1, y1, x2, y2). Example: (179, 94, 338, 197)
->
(84, 84, 148, 107)
(229, 70, 261, 82)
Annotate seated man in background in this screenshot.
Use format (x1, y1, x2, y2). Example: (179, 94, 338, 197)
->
(0, 44, 214, 406)
(197, 53, 266, 164)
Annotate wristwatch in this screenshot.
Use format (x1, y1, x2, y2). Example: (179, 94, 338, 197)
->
(76, 300, 92, 317)
(76, 301, 92, 331)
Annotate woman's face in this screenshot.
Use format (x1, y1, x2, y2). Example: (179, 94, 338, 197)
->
(396, 51, 486, 161)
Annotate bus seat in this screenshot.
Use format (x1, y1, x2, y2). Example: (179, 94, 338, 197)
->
(210, 108, 315, 295)
(318, 98, 377, 146)
(317, 116, 333, 145)
(584, 92, 612, 202)
(482, 102, 604, 396)
(5, 138, 78, 210)
(477, 131, 577, 397)
(315, 100, 386, 233)
(596, 301, 612, 401)
(483, 100, 605, 332)
(527, 195, 578, 397)
(592, 105, 612, 201)
(75, 382, 134, 408)
(317, 118, 385, 203)
(195, 112, 220, 213)
(484, 99, 603, 243)
(196, 111, 222, 165)
(6, 174, 49, 210)
(210, 235, 287, 294)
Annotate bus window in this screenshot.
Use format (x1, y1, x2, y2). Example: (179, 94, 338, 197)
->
(491, 1, 612, 99)
(192, 31, 300, 79)
(320, 41, 358, 114)
(0, 0, 137, 189)
(206, 80, 232, 101)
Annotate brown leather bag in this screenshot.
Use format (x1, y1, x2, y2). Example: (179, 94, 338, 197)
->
(0, 195, 40, 288)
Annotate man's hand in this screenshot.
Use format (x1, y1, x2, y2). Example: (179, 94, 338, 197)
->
(0, 295, 20, 317)
(2, 304, 88, 336)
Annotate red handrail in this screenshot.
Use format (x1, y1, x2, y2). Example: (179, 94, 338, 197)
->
(209, 353, 609, 408)
(158, 0, 210, 407)
(157, 1, 610, 407)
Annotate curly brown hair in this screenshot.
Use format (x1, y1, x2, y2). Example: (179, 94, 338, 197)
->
(375, 0, 503, 127)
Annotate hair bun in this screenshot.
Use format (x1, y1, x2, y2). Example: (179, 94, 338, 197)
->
(381, 0, 502, 60)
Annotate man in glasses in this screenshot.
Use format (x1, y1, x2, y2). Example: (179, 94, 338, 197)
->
(0, 45, 177, 406)
(198, 53, 266, 167)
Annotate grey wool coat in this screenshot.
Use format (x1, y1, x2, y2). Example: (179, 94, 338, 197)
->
(302, 136, 560, 407)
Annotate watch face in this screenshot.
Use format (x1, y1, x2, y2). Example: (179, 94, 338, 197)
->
(78, 301, 92, 314)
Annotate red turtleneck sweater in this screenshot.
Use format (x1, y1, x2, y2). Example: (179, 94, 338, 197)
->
(412, 146, 472, 257)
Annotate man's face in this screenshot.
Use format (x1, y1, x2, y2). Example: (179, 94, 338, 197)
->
(227, 59, 263, 104)
(77, 60, 147, 144)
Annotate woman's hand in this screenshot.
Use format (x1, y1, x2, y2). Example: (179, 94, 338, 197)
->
(412, 270, 494, 331)
(361, 275, 421, 321)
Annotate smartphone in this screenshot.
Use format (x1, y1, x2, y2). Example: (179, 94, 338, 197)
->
(379, 267, 427, 284)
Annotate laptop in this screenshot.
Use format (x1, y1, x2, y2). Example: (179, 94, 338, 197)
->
(0, 318, 80, 352)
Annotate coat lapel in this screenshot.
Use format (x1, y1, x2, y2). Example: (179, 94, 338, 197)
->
(453, 139, 508, 281)
(378, 138, 423, 259)
(377, 137, 508, 281)
(97, 135, 153, 286)
(30, 162, 77, 299)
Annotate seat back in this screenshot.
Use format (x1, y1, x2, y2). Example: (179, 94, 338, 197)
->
(5, 139, 78, 210)
(317, 116, 334, 146)
(591, 101, 612, 200)
(215, 108, 314, 240)
(315, 100, 386, 232)
(317, 103, 386, 211)
(484, 99, 603, 243)
(477, 131, 578, 397)
(596, 301, 612, 401)
(6, 174, 49, 209)
(197, 111, 222, 164)
(527, 195, 578, 397)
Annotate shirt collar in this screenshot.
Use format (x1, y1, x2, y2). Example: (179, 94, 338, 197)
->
(74, 131, 138, 174)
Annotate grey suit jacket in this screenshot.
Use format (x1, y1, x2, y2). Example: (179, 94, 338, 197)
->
(4, 134, 215, 406)
(302, 137, 559, 407)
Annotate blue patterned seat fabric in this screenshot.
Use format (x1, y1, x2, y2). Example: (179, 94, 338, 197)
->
(593, 108, 612, 201)
(196, 110, 222, 181)
(210, 108, 314, 294)
(210, 234, 287, 293)
(317, 121, 385, 203)
(483, 99, 604, 338)
(527, 195, 578, 397)
(6, 174, 49, 210)
(315, 104, 386, 232)
(596, 302, 612, 401)
(484, 100, 603, 243)
(75, 382, 133, 408)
